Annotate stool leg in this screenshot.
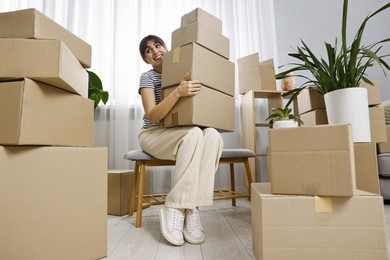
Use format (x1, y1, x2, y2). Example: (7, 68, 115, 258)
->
(230, 163, 236, 206)
(244, 158, 253, 197)
(135, 163, 146, 228)
(129, 162, 139, 216)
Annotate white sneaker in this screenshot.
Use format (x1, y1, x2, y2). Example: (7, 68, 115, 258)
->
(184, 208, 205, 244)
(159, 207, 185, 246)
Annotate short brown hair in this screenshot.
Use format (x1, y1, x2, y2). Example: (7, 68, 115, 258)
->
(139, 35, 167, 61)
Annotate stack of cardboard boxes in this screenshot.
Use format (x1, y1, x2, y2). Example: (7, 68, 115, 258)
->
(0, 9, 107, 259)
(251, 124, 388, 259)
(237, 52, 277, 94)
(161, 8, 235, 132)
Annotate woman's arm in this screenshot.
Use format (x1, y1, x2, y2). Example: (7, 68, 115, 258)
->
(141, 73, 201, 123)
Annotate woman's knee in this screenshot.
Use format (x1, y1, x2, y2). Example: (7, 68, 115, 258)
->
(203, 128, 223, 147)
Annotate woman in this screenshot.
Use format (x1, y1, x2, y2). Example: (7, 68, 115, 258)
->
(138, 35, 223, 246)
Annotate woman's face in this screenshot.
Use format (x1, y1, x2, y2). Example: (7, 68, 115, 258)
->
(143, 40, 167, 71)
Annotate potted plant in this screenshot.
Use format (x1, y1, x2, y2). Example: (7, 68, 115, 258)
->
(87, 70, 109, 109)
(275, 0, 390, 142)
(266, 101, 303, 129)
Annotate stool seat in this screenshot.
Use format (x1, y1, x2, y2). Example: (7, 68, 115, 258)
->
(123, 148, 255, 227)
(123, 148, 255, 161)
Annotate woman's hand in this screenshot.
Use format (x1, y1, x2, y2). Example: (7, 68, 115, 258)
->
(176, 72, 201, 97)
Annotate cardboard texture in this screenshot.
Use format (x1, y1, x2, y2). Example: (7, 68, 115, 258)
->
(378, 125, 390, 153)
(0, 38, 88, 97)
(369, 105, 387, 143)
(108, 170, 150, 216)
(0, 79, 93, 146)
(162, 42, 235, 96)
(251, 182, 388, 260)
(238, 53, 276, 93)
(0, 146, 108, 260)
(299, 109, 328, 126)
(268, 124, 356, 197)
(171, 21, 230, 59)
(296, 87, 325, 115)
(354, 143, 380, 194)
(361, 81, 381, 106)
(0, 8, 92, 68)
(162, 85, 235, 132)
(180, 8, 222, 33)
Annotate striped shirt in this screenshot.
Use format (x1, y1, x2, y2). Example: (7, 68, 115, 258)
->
(139, 69, 162, 129)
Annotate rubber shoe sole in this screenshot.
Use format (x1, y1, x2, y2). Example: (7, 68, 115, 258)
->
(159, 208, 184, 246)
(183, 229, 205, 244)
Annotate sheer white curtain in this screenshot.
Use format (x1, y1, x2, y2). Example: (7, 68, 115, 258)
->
(0, 0, 277, 193)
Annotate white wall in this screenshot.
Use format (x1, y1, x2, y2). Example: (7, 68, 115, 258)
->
(273, 0, 390, 100)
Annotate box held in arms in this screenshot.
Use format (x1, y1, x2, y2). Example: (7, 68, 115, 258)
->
(180, 8, 222, 33)
(0, 8, 91, 68)
(162, 85, 235, 132)
(171, 21, 230, 59)
(162, 42, 234, 96)
(0, 79, 93, 146)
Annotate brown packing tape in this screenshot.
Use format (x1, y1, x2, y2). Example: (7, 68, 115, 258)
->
(314, 196, 332, 212)
(172, 47, 180, 63)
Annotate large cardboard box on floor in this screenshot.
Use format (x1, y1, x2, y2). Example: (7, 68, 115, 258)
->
(251, 183, 388, 260)
(268, 124, 356, 197)
(180, 8, 222, 33)
(0, 8, 91, 68)
(0, 146, 108, 260)
(238, 53, 276, 94)
(0, 78, 93, 146)
(162, 42, 234, 96)
(171, 21, 230, 59)
(296, 87, 325, 115)
(162, 85, 235, 132)
(0, 38, 88, 97)
(369, 105, 387, 143)
(354, 142, 380, 194)
(108, 169, 150, 216)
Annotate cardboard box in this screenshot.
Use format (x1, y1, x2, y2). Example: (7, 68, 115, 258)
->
(299, 109, 328, 126)
(296, 87, 325, 115)
(238, 53, 276, 93)
(268, 124, 356, 197)
(0, 8, 92, 68)
(251, 182, 388, 260)
(0, 146, 108, 260)
(0, 38, 88, 98)
(0, 79, 93, 146)
(162, 85, 235, 132)
(162, 42, 235, 96)
(354, 143, 380, 194)
(108, 169, 150, 216)
(180, 8, 222, 33)
(378, 125, 390, 153)
(369, 105, 387, 143)
(360, 81, 381, 106)
(171, 21, 230, 59)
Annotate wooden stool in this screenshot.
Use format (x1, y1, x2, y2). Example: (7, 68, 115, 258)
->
(123, 148, 255, 227)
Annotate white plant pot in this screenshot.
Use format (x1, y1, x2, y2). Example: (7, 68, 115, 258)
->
(273, 120, 298, 129)
(324, 87, 371, 142)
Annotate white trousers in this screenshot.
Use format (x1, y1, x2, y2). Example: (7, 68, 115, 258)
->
(138, 126, 223, 209)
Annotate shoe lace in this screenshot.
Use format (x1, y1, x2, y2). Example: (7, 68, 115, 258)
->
(187, 209, 203, 232)
(171, 209, 184, 231)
